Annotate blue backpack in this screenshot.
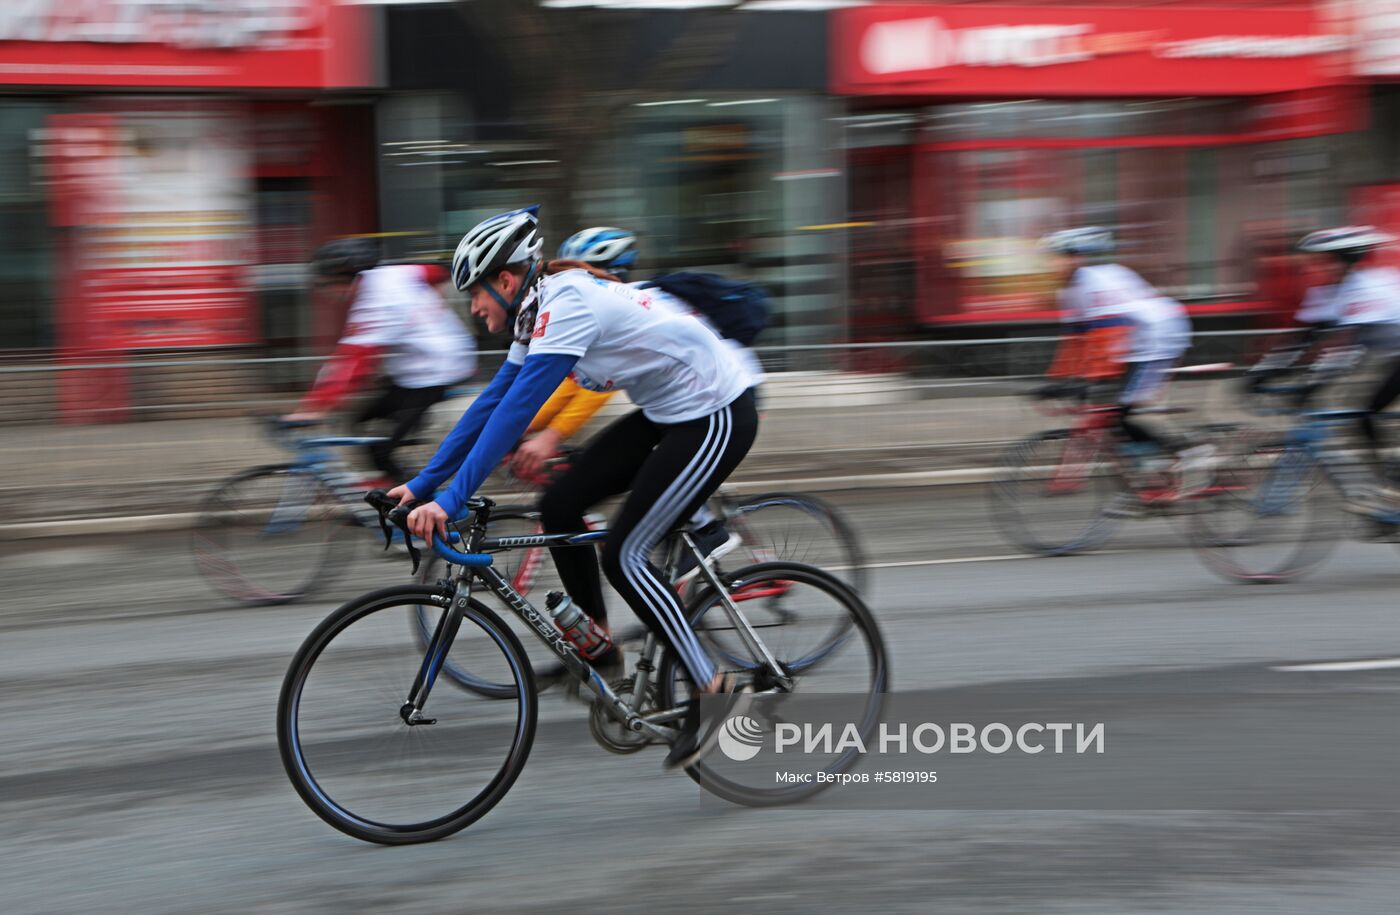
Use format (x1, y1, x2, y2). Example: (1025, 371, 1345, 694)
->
(640, 272, 770, 346)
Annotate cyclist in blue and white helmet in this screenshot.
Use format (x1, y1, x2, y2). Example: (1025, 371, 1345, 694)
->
(557, 227, 638, 280)
(392, 205, 760, 767)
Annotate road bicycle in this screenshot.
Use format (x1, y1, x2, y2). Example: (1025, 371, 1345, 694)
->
(1189, 375, 1400, 583)
(191, 419, 408, 605)
(277, 491, 889, 844)
(989, 366, 1244, 557)
(408, 445, 869, 695)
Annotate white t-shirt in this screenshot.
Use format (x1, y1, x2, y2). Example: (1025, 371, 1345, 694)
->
(1294, 284, 1339, 324)
(1332, 267, 1400, 327)
(341, 265, 476, 389)
(633, 283, 767, 387)
(507, 269, 753, 423)
(1062, 263, 1190, 363)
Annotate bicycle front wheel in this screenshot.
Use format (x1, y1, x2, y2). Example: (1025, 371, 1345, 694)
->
(278, 585, 536, 844)
(191, 464, 353, 605)
(989, 429, 1122, 556)
(725, 492, 869, 596)
(1189, 441, 1343, 584)
(657, 562, 889, 807)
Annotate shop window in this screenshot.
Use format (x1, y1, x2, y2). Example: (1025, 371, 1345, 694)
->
(0, 103, 57, 349)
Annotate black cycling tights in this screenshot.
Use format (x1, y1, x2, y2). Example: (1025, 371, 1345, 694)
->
(1360, 355, 1400, 463)
(537, 389, 758, 687)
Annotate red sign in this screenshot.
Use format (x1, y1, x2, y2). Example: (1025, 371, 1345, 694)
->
(834, 6, 1348, 97)
(0, 0, 371, 88)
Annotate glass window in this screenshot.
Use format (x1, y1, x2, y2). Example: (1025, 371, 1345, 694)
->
(0, 101, 57, 349)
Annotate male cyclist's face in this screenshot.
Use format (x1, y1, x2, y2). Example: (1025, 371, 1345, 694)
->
(469, 272, 514, 333)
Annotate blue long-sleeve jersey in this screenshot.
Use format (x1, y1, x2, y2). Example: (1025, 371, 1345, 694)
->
(407, 353, 579, 519)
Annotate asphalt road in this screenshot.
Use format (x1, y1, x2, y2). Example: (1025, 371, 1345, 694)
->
(4, 486, 1400, 914)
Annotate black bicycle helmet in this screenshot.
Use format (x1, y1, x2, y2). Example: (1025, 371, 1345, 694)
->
(312, 237, 379, 279)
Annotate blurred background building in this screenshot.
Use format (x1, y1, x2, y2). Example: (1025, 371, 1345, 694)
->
(7, 0, 1400, 419)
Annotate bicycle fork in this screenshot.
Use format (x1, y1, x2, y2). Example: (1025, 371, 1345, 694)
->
(399, 579, 474, 726)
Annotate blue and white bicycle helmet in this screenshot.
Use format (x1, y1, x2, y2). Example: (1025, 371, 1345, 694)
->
(1040, 226, 1115, 257)
(558, 227, 638, 279)
(452, 205, 544, 313)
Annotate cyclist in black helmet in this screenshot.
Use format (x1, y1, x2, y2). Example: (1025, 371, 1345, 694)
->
(284, 237, 476, 484)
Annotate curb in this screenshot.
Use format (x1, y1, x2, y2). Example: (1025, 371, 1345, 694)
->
(0, 467, 999, 541)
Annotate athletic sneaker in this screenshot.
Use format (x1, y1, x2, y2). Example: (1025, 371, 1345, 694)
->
(674, 521, 743, 585)
(1346, 485, 1400, 520)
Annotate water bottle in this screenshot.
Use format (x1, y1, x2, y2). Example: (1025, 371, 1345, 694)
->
(545, 591, 612, 659)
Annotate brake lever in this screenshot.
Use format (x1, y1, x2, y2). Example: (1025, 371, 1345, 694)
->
(365, 490, 423, 574)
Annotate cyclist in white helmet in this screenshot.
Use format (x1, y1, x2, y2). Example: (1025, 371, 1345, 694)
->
(1286, 227, 1400, 517)
(513, 226, 751, 580)
(1039, 227, 1213, 501)
(388, 206, 759, 767)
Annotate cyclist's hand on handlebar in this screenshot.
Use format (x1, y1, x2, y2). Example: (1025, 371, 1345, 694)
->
(407, 501, 449, 547)
(512, 430, 562, 480)
(386, 483, 417, 507)
(280, 411, 324, 424)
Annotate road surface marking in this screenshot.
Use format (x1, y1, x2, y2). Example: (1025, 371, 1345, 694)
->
(1273, 658, 1400, 672)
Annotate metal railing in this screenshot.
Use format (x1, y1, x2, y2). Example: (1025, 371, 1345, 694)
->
(0, 328, 1289, 425)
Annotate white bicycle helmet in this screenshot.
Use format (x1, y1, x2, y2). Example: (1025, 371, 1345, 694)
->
(558, 227, 638, 278)
(1040, 226, 1115, 256)
(1297, 226, 1395, 255)
(452, 205, 544, 293)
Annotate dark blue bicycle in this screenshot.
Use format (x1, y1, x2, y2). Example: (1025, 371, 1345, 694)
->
(1189, 377, 1399, 583)
(191, 418, 445, 605)
(276, 491, 889, 844)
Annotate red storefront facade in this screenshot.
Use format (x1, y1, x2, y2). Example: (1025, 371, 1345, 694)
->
(0, 0, 379, 420)
(832, 3, 1360, 333)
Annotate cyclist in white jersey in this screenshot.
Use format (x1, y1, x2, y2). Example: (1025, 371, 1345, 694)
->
(1040, 227, 1212, 497)
(387, 206, 759, 767)
(285, 238, 476, 483)
(1287, 227, 1400, 514)
(514, 226, 761, 580)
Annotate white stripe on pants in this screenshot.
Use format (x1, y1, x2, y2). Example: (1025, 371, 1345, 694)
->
(619, 404, 732, 686)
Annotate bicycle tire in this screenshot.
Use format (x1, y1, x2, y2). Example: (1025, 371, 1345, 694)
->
(278, 585, 536, 845)
(191, 464, 354, 606)
(1189, 440, 1343, 584)
(726, 492, 870, 597)
(988, 429, 1123, 556)
(655, 562, 889, 807)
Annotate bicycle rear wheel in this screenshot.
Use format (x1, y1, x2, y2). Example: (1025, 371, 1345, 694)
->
(725, 492, 869, 596)
(656, 562, 889, 806)
(191, 464, 353, 605)
(279, 585, 535, 844)
(1189, 441, 1343, 584)
(989, 429, 1122, 556)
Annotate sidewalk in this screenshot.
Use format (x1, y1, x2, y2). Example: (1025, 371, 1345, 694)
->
(0, 374, 1247, 533)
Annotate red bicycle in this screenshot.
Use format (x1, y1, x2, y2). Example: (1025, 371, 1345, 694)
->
(989, 366, 1246, 556)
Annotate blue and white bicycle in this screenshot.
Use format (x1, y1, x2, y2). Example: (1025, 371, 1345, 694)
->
(191, 418, 430, 605)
